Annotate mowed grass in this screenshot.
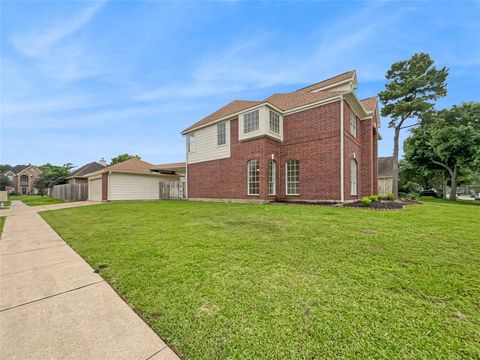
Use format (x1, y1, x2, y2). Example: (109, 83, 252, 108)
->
(9, 195, 64, 206)
(41, 198, 480, 359)
(0, 217, 5, 235)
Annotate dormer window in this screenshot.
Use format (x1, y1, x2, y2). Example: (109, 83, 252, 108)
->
(269, 110, 280, 134)
(350, 112, 357, 137)
(244, 110, 259, 134)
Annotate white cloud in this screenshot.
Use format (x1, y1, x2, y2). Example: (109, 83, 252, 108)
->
(11, 1, 107, 57)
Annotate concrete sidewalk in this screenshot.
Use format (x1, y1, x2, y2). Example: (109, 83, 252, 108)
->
(0, 201, 179, 360)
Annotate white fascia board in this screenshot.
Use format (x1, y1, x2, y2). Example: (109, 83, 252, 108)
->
(344, 92, 368, 119)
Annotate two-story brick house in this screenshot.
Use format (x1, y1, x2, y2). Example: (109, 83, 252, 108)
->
(182, 70, 379, 202)
(1, 165, 43, 195)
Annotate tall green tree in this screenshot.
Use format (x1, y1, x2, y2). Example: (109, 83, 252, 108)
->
(404, 102, 480, 200)
(111, 153, 141, 165)
(0, 175, 13, 191)
(35, 163, 74, 195)
(379, 53, 448, 197)
(0, 164, 12, 174)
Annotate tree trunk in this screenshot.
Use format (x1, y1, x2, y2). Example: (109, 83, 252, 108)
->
(449, 165, 458, 201)
(442, 172, 448, 199)
(392, 126, 400, 198)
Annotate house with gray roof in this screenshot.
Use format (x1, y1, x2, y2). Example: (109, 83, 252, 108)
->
(66, 160, 107, 184)
(1, 164, 42, 195)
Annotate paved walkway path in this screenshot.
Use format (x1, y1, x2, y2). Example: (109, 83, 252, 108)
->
(0, 201, 179, 360)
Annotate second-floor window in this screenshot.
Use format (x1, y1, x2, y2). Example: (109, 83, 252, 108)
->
(187, 133, 196, 153)
(269, 110, 280, 134)
(20, 175, 28, 183)
(350, 112, 357, 137)
(217, 122, 226, 146)
(244, 110, 259, 134)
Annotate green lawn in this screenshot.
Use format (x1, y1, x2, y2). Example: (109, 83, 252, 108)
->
(9, 195, 64, 206)
(0, 217, 5, 235)
(41, 199, 480, 359)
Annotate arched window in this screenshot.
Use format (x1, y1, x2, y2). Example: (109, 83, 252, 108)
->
(350, 159, 358, 196)
(247, 160, 260, 195)
(268, 160, 276, 195)
(20, 175, 28, 183)
(286, 160, 300, 195)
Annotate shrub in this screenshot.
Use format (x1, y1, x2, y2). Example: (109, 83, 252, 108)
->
(361, 196, 372, 206)
(385, 192, 394, 200)
(369, 195, 380, 202)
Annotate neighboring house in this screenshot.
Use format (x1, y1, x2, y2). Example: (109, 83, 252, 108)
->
(182, 70, 379, 202)
(66, 160, 107, 184)
(1, 165, 42, 195)
(378, 156, 394, 196)
(85, 158, 182, 201)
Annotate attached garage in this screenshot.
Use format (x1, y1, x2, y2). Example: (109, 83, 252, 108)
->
(85, 158, 183, 201)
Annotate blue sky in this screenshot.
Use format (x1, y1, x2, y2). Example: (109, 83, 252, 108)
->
(1, 0, 479, 168)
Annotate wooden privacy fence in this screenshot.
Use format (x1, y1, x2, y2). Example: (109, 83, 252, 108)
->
(51, 183, 88, 202)
(159, 181, 185, 199)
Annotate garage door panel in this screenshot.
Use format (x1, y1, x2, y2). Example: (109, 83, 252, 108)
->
(89, 179, 102, 201)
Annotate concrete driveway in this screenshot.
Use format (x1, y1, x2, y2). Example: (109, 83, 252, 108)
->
(0, 201, 179, 360)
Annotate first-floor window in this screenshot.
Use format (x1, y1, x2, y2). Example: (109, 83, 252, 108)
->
(247, 160, 260, 195)
(350, 159, 357, 195)
(286, 160, 300, 195)
(268, 160, 276, 195)
(187, 132, 196, 153)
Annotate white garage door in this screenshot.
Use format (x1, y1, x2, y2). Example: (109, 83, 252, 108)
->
(89, 178, 102, 201)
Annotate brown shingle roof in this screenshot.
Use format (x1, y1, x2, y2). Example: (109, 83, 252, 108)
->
(151, 162, 185, 171)
(103, 158, 154, 174)
(295, 70, 356, 93)
(378, 157, 394, 177)
(361, 96, 377, 113)
(182, 70, 361, 134)
(265, 91, 339, 111)
(182, 100, 262, 133)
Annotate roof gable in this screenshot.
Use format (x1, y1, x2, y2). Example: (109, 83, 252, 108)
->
(295, 70, 356, 93)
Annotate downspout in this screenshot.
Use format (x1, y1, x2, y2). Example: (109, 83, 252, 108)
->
(340, 95, 345, 203)
(185, 135, 188, 199)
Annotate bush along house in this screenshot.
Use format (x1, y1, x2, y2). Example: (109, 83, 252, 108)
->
(182, 70, 379, 203)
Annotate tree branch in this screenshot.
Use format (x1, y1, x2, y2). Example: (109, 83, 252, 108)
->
(431, 159, 453, 175)
(400, 123, 419, 130)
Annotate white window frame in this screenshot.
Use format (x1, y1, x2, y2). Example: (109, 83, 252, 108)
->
(350, 111, 357, 138)
(269, 110, 280, 134)
(244, 110, 260, 134)
(217, 121, 226, 146)
(350, 159, 357, 196)
(286, 160, 300, 195)
(187, 132, 196, 153)
(247, 160, 260, 195)
(268, 160, 276, 195)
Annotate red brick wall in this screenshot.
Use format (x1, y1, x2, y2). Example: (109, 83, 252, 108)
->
(187, 99, 378, 201)
(102, 173, 108, 201)
(188, 101, 343, 201)
(343, 103, 362, 201)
